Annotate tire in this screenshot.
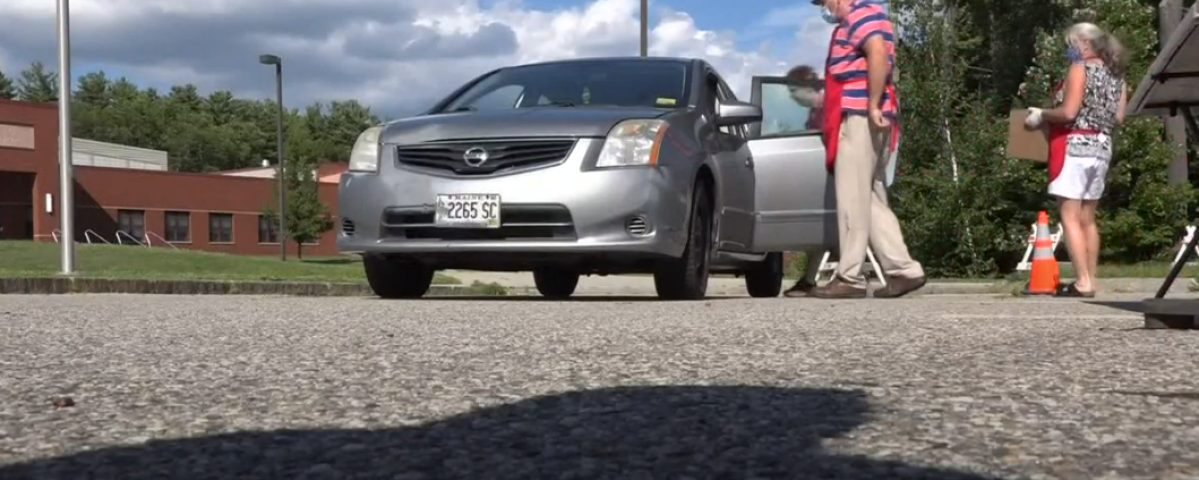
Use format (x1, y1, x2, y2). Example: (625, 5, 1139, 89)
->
(654, 182, 713, 300)
(744, 252, 784, 298)
(362, 254, 435, 299)
(533, 268, 580, 299)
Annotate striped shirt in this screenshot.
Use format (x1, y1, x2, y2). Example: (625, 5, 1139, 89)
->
(826, 0, 896, 117)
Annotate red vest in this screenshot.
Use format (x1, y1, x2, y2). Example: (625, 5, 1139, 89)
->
(821, 31, 900, 174)
(1047, 81, 1098, 182)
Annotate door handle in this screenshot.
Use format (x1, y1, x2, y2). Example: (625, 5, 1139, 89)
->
(744, 156, 754, 169)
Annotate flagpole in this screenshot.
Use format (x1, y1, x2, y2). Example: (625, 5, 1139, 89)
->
(57, 0, 75, 274)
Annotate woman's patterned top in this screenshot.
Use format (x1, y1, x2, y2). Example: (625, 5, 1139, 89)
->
(1053, 62, 1124, 160)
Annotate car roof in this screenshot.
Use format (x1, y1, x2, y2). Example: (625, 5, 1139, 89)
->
(505, 56, 698, 69)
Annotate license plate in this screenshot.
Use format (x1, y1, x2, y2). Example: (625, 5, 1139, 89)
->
(435, 194, 501, 228)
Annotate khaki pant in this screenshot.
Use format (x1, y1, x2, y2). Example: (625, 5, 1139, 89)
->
(833, 115, 924, 286)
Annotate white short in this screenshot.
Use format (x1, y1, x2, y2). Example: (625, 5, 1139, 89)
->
(1049, 154, 1110, 201)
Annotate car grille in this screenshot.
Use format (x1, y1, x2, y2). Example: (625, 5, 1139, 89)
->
(381, 204, 576, 241)
(395, 139, 576, 176)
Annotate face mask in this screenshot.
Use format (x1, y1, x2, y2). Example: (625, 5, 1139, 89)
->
(1066, 46, 1083, 63)
(821, 5, 838, 24)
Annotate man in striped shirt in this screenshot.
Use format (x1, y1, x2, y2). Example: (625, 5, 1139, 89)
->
(808, 0, 927, 299)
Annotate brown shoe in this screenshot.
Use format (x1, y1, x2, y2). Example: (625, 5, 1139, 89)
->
(873, 275, 927, 298)
(808, 278, 867, 299)
(783, 279, 817, 298)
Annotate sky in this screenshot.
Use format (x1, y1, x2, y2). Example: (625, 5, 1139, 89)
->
(0, 0, 837, 118)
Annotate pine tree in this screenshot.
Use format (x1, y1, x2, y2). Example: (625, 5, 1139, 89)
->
(16, 62, 58, 102)
(0, 69, 15, 99)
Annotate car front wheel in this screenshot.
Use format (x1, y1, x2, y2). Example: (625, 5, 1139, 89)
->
(744, 252, 784, 298)
(654, 182, 712, 300)
(362, 254, 435, 299)
(533, 268, 580, 299)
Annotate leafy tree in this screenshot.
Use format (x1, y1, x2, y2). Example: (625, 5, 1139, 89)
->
(16, 62, 58, 102)
(0, 69, 15, 99)
(261, 155, 334, 259)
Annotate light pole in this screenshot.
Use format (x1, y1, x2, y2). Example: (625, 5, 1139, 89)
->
(57, 0, 75, 274)
(640, 0, 648, 57)
(258, 54, 286, 261)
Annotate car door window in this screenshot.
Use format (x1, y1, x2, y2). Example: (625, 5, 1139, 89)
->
(749, 76, 823, 139)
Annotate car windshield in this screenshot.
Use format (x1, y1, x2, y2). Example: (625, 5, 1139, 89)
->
(439, 60, 690, 112)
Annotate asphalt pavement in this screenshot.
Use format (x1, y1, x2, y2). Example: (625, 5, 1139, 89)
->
(1, 293, 1198, 480)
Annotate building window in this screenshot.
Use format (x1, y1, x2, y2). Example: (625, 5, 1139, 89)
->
(258, 215, 279, 243)
(117, 209, 145, 241)
(209, 213, 233, 243)
(164, 211, 190, 242)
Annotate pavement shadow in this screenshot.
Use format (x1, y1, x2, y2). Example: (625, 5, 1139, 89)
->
(409, 295, 743, 302)
(0, 385, 1002, 480)
(1084, 300, 1147, 313)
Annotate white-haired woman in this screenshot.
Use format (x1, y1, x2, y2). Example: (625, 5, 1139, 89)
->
(1025, 22, 1127, 297)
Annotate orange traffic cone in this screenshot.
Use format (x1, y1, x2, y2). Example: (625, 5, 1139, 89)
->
(1021, 211, 1060, 296)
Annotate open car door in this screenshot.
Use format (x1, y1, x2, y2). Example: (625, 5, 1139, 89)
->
(745, 75, 837, 253)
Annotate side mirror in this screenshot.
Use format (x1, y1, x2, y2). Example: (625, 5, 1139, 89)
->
(714, 99, 763, 126)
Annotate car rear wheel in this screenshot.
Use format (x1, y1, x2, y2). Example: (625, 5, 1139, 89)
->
(744, 252, 784, 298)
(654, 182, 712, 300)
(533, 268, 580, 299)
(362, 254, 435, 299)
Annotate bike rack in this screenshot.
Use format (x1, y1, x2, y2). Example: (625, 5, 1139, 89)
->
(115, 230, 144, 246)
(83, 229, 112, 245)
(144, 231, 179, 249)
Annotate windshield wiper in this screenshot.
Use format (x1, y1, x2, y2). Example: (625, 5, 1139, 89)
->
(446, 106, 475, 113)
(547, 101, 576, 107)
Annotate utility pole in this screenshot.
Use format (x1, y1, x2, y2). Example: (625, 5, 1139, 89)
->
(259, 54, 287, 261)
(1160, 0, 1188, 185)
(640, 0, 648, 57)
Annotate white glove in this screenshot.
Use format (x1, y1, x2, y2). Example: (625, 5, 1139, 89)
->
(1024, 107, 1043, 128)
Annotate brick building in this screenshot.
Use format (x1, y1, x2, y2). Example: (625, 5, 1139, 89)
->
(0, 99, 343, 256)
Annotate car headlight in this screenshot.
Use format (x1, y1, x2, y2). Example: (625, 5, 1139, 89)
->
(595, 119, 669, 168)
(348, 126, 383, 173)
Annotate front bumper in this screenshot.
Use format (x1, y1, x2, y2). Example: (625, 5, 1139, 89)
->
(336, 139, 690, 261)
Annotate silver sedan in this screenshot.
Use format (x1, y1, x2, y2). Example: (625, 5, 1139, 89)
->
(338, 56, 832, 300)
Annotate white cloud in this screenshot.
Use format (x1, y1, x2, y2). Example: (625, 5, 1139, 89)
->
(0, 0, 836, 115)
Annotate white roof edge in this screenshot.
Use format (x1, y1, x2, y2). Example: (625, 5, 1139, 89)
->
(72, 137, 169, 156)
(1127, 2, 1199, 117)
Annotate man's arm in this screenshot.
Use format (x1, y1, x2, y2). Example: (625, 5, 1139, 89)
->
(862, 36, 889, 111)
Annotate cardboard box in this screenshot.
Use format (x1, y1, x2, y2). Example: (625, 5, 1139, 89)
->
(1006, 109, 1049, 163)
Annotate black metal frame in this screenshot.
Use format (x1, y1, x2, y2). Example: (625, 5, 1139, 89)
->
(1154, 106, 1199, 298)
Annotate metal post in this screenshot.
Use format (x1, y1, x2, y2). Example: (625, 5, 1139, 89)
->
(56, 0, 75, 275)
(275, 62, 286, 261)
(1160, 0, 1188, 185)
(1154, 107, 1199, 299)
(640, 0, 648, 57)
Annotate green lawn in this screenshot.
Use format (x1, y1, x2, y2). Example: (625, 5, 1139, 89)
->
(0, 241, 460, 284)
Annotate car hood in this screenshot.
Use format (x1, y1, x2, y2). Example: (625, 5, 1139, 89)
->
(379, 107, 670, 144)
